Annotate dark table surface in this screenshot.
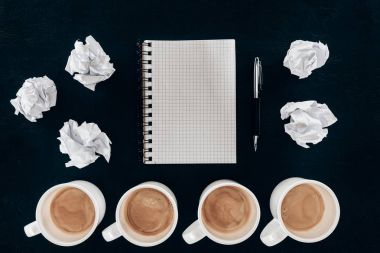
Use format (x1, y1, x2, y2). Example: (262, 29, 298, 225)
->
(1, 0, 379, 252)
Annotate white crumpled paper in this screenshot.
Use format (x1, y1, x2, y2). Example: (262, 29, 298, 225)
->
(10, 76, 57, 122)
(283, 40, 329, 79)
(65, 35, 115, 91)
(58, 119, 112, 168)
(280, 101, 337, 148)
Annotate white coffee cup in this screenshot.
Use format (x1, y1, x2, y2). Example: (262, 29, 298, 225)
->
(182, 179, 261, 245)
(102, 181, 178, 247)
(260, 177, 340, 246)
(24, 180, 106, 246)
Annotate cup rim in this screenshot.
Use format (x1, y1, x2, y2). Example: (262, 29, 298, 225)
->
(35, 182, 100, 247)
(275, 179, 340, 243)
(197, 180, 261, 245)
(115, 182, 178, 247)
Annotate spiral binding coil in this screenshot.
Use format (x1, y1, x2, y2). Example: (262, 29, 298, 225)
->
(138, 41, 153, 163)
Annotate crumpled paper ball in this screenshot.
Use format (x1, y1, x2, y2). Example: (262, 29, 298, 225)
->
(10, 76, 57, 122)
(58, 119, 112, 169)
(280, 101, 337, 148)
(283, 40, 329, 79)
(65, 35, 115, 91)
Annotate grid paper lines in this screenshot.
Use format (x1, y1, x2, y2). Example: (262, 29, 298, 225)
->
(147, 40, 236, 164)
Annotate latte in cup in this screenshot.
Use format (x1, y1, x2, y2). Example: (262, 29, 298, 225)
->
(201, 186, 257, 240)
(50, 187, 95, 235)
(120, 188, 174, 239)
(24, 181, 105, 246)
(281, 184, 325, 231)
(260, 178, 339, 246)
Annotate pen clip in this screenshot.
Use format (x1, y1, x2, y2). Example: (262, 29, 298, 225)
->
(259, 60, 263, 91)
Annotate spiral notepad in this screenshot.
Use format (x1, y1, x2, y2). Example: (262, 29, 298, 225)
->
(139, 40, 236, 164)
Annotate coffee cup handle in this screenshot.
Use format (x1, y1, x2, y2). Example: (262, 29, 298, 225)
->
(260, 219, 288, 246)
(24, 221, 40, 237)
(102, 223, 122, 242)
(182, 220, 206, 244)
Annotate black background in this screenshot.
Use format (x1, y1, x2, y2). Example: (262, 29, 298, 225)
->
(1, 0, 379, 252)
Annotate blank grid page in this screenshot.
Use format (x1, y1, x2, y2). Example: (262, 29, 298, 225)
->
(149, 40, 236, 164)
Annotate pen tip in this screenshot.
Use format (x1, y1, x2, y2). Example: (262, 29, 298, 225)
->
(254, 136, 258, 152)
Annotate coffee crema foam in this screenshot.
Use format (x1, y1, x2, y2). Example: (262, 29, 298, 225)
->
(123, 188, 174, 236)
(202, 186, 251, 234)
(281, 184, 325, 231)
(50, 187, 95, 233)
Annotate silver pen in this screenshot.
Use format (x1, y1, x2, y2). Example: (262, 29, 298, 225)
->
(253, 57, 262, 151)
